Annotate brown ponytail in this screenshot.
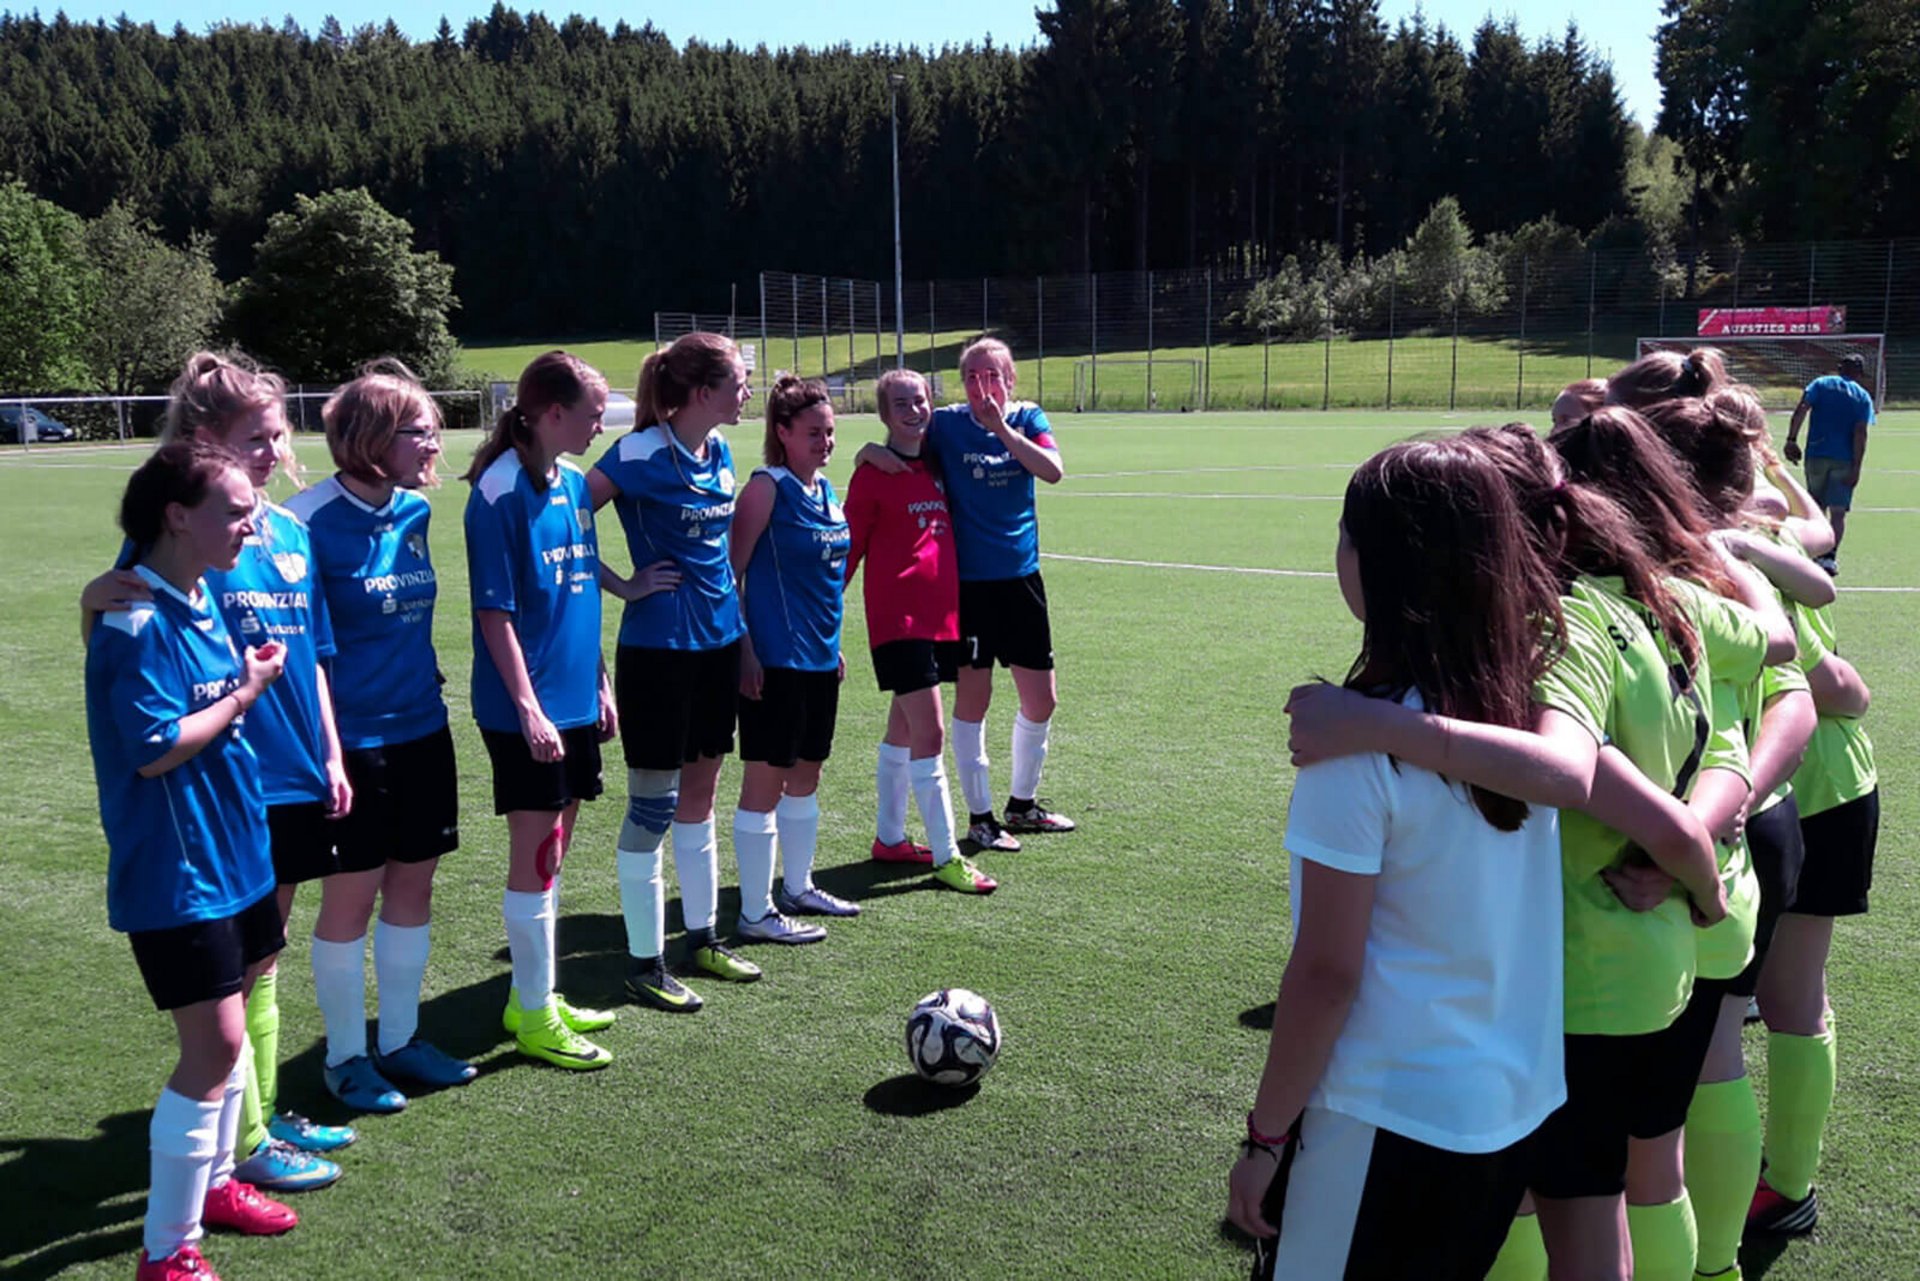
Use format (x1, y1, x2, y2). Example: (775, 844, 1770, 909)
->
(636, 332, 738, 427)
(466, 350, 607, 493)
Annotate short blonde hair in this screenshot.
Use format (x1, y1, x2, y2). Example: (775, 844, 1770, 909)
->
(874, 368, 930, 427)
(321, 359, 443, 487)
(958, 337, 1015, 382)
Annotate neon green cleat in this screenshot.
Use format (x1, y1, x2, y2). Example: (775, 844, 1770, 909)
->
(501, 990, 617, 1035)
(691, 941, 763, 983)
(514, 1003, 613, 1071)
(933, 855, 998, 894)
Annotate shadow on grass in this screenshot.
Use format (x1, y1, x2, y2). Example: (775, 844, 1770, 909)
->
(0, 1110, 147, 1277)
(1240, 1002, 1275, 1031)
(862, 1073, 981, 1116)
(814, 858, 942, 903)
(1740, 1232, 1794, 1277)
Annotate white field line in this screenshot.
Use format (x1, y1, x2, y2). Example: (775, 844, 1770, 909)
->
(1065, 464, 1352, 480)
(1050, 490, 1340, 501)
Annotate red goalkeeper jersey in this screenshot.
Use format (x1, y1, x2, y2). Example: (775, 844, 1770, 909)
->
(844, 455, 960, 647)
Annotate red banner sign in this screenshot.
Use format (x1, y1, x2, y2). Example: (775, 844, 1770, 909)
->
(1697, 306, 1847, 336)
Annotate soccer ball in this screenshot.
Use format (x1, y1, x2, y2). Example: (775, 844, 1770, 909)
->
(904, 988, 1001, 1087)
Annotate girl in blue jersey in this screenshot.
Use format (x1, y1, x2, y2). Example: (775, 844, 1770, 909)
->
(286, 361, 476, 1112)
(857, 337, 1068, 852)
(728, 374, 858, 946)
(89, 439, 301, 1281)
(588, 331, 760, 1013)
(464, 351, 621, 1071)
(81, 352, 356, 1191)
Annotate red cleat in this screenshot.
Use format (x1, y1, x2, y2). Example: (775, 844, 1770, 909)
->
(871, 838, 934, 865)
(135, 1245, 221, 1280)
(202, 1179, 298, 1235)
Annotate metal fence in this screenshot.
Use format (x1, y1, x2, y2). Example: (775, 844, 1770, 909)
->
(0, 388, 488, 448)
(665, 238, 1920, 413)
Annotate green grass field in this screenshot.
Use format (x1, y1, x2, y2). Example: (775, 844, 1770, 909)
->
(3, 411, 1916, 1279)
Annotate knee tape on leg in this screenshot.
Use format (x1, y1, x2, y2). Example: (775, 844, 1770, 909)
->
(622, 768, 679, 847)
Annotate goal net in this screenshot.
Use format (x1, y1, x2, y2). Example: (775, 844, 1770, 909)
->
(1634, 334, 1886, 411)
(1071, 358, 1202, 412)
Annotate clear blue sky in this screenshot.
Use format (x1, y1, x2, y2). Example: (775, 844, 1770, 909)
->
(31, 0, 1665, 126)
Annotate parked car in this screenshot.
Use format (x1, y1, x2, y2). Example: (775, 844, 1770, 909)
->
(0, 405, 76, 443)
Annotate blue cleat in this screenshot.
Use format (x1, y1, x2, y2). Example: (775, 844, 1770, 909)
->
(374, 1037, 477, 1089)
(232, 1137, 342, 1192)
(323, 1054, 407, 1114)
(268, 1111, 357, 1153)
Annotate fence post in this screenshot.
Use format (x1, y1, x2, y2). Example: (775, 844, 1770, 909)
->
(1203, 268, 1213, 410)
(1322, 286, 1332, 412)
(1585, 251, 1597, 378)
(1386, 265, 1397, 410)
(1658, 268, 1668, 336)
(1808, 243, 1817, 310)
(1090, 272, 1099, 411)
(653, 312, 661, 350)
(1516, 253, 1528, 411)
(759, 273, 769, 396)
(1036, 276, 1045, 409)
(848, 279, 857, 380)
(1146, 270, 1155, 410)
(874, 281, 883, 386)
(820, 277, 829, 380)
(790, 280, 800, 381)
(982, 276, 989, 337)
(1449, 267, 1461, 412)
(928, 280, 936, 383)
(1884, 240, 1895, 333)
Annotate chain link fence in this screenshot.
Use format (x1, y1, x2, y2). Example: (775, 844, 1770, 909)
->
(664, 238, 1920, 413)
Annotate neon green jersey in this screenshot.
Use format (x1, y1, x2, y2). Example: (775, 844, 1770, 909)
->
(1694, 676, 1759, 981)
(1790, 598, 1877, 817)
(1747, 525, 1815, 818)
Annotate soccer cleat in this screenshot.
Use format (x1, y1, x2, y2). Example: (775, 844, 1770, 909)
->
(267, 1112, 355, 1153)
(514, 1003, 613, 1071)
(323, 1055, 406, 1114)
(737, 909, 828, 945)
(932, 855, 998, 894)
(1003, 799, 1076, 834)
(501, 990, 618, 1035)
(966, 817, 1022, 853)
(231, 1138, 342, 1193)
(625, 958, 704, 1013)
(871, 837, 934, 864)
(202, 1178, 298, 1235)
(692, 940, 764, 982)
(1814, 554, 1839, 577)
(373, 1038, 477, 1089)
(136, 1245, 220, 1280)
(1747, 1178, 1818, 1235)
(1744, 996, 1762, 1025)
(777, 884, 861, 917)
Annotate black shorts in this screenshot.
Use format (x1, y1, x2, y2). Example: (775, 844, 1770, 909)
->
(1253, 1106, 1531, 1280)
(333, 725, 461, 874)
(957, 572, 1054, 672)
(128, 892, 285, 1011)
(1793, 790, 1878, 917)
(871, 639, 962, 695)
(616, 642, 739, 770)
(481, 725, 605, 815)
(268, 801, 340, 886)
(738, 666, 840, 768)
(1529, 983, 1729, 1199)
(1732, 799, 1806, 996)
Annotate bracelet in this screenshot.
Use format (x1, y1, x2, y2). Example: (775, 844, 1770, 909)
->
(1239, 1138, 1282, 1163)
(1246, 1112, 1295, 1150)
(226, 690, 250, 718)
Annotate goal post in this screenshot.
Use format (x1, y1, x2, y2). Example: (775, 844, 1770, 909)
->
(1071, 358, 1202, 412)
(1634, 334, 1886, 411)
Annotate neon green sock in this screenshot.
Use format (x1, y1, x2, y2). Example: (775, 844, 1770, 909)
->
(1693, 1266, 1743, 1279)
(246, 969, 281, 1117)
(1627, 1195, 1697, 1281)
(1685, 1077, 1762, 1276)
(1483, 1211, 1547, 1281)
(1764, 1021, 1837, 1200)
(238, 1036, 269, 1155)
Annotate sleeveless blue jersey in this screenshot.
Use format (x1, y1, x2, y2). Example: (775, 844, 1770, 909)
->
(285, 477, 448, 749)
(466, 454, 604, 733)
(593, 425, 745, 652)
(741, 467, 849, 672)
(926, 401, 1054, 581)
(86, 566, 274, 933)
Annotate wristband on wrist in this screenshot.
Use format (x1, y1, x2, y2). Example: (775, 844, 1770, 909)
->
(1245, 1112, 1295, 1150)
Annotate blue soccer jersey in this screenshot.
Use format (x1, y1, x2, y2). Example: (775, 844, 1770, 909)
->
(593, 425, 745, 651)
(926, 401, 1055, 581)
(285, 477, 448, 749)
(741, 467, 849, 672)
(466, 454, 604, 733)
(1802, 374, 1874, 460)
(86, 565, 274, 933)
(202, 499, 335, 806)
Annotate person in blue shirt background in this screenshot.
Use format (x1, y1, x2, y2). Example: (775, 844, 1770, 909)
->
(87, 438, 300, 1280)
(286, 361, 477, 1113)
(1784, 353, 1875, 575)
(588, 331, 764, 1013)
(464, 351, 621, 1072)
(728, 374, 861, 949)
(82, 351, 357, 1194)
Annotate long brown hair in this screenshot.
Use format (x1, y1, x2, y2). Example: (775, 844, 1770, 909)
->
(465, 350, 607, 493)
(117, 439, 246, 568)
(1548, 406, 1737, 598)
(1641, 390, 1762, 525)
(1341, 437, 1564, 831)
(1461, 424, 1701, 671)
(1606, 347, 1729, 411)
(762, 373, 831, 467)
(636, 332, 738, 427)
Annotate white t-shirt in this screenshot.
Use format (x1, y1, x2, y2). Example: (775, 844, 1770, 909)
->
(1285, 699, 1566, 1154)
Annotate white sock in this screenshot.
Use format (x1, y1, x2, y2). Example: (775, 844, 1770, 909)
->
(777, 792, 822, 896)
(373, 920, 430, 1056)
(145, 1087, 221, 1260)
(951, 717, 992, 817)
(616, 847, 665, 959)
(1011, 712, 1051, 802)
(672, 818, 720, 933)
(734, 807, 778, 922)
(208, 1058, 246, 1187)
(875, 742, 911, 845)
(503, 888, 555, 1013)
(310, 934, 367, 1067)
(911, 755, 962, 867)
